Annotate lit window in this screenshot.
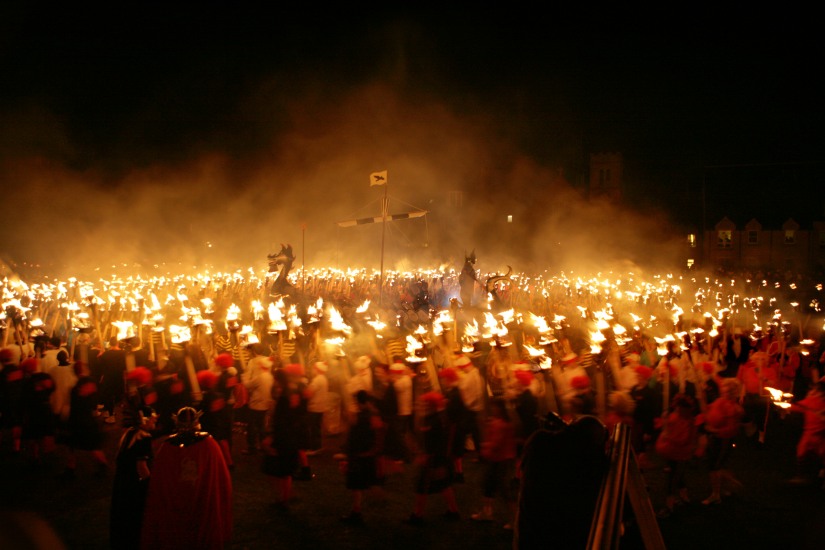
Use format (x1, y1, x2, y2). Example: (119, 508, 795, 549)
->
(718, 230, 732, 248)
(687, 234, 697, 247)
(507, 215, 513, 223)
(687, 259, 695, 268)
(785, 230, 795, 244)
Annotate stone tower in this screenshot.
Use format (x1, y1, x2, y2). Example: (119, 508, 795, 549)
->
(589, 152, 623, 201)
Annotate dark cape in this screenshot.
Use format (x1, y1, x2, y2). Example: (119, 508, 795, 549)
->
(515, 415, 608, 550)
(110, 427, 153, 550)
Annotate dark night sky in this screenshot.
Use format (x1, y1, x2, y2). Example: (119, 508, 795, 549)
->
(1, 4, 823, 275)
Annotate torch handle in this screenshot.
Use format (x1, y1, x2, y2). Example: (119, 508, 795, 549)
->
(594, 365, 606, 419)
(543, 371, 559, 414)
(49, 307, 61, 337)
(185, 354, 202, 403)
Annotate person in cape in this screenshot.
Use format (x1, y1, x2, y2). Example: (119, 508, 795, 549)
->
(110, 406, 156, 550)
(140, 406, 232, 550)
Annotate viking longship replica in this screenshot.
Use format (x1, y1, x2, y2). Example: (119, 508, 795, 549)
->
(334, 171, 427, 304)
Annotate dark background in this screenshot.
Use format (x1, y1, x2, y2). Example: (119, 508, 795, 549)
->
(1, 5, 822, 275)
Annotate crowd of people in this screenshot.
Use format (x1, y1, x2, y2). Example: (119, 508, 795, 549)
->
(2, 265, 825, 548)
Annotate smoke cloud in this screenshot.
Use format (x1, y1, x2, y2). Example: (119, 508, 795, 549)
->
(0, 79, 688, 281)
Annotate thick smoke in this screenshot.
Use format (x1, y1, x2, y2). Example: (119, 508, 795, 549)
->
(0, 80, 688, 281)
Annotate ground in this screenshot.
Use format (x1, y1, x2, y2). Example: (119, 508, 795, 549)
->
(1, 408, 824, 550)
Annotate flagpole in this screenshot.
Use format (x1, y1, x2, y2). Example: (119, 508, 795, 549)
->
(301, 222, 306, 294)
(379, 183, 387, 306)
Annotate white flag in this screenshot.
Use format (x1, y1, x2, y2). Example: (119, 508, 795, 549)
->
(369, 170, 388, 186)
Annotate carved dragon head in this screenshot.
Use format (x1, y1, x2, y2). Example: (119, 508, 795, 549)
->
(267, 244, 295, 273)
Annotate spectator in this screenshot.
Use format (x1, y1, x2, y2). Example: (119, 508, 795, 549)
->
(110, 406, 156, 550)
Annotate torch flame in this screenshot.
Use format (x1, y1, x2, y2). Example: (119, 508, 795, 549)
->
(169, 324, 191, 344)
(112, 320, 135, 341)
(523, 344, 545, 358)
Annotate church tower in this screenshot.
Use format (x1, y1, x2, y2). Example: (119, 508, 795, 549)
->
(589, 152, 623, 201)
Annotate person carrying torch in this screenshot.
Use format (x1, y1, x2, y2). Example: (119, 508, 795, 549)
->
(779, 378, 825, 486)
(737, 351, 778, 446)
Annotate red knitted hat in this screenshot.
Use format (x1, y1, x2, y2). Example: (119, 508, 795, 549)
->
(420, 391, 446, 411)
(20, 358, 39, 374)
(571, 375, 591, 390)
(634, 365, 653, 382)
(438, 367, 458, 383)
(283, 363, 305, 377)
(197, 369, 218, 390)
(515, 369, 534, 386)
(215, 353, 234, 369)
(126, 366, 154, 386)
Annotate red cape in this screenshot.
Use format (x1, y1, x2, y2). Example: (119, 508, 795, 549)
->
(141, 434, 232, 550)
